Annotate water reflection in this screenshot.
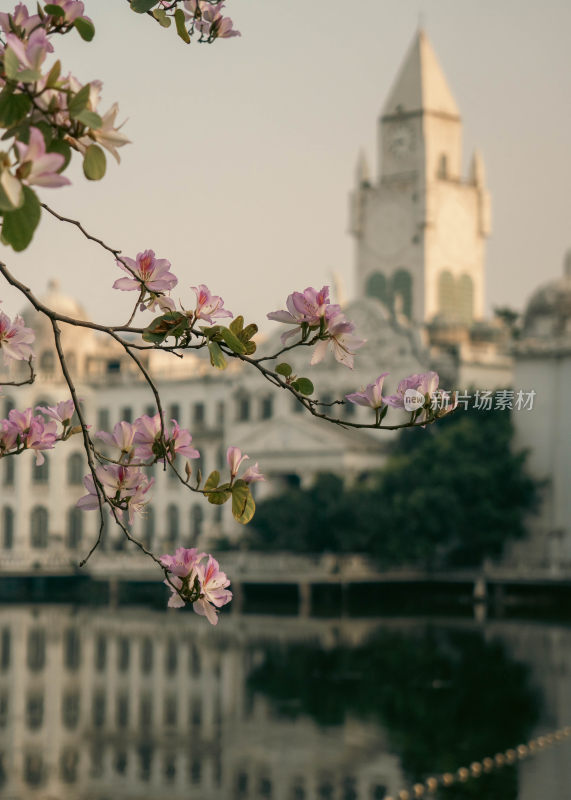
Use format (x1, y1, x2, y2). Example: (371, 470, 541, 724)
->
(0, 606, 569, 799)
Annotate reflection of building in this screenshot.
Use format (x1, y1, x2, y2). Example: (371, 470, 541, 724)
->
(0, 607, 405, 800)
(507, 252, 571, 569)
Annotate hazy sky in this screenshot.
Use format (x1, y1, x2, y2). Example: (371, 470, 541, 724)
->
(2, 0, 570, 332)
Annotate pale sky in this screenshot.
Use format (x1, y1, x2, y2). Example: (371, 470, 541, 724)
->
(2, 0, 570, 332)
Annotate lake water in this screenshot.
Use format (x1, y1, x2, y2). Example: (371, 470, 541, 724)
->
(0, 603, 570, 799)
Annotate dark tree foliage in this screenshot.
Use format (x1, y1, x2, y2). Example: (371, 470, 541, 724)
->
(247, 408, 540, 567)
(248, 626, 540, 800)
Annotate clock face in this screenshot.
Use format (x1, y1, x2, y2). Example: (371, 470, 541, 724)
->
(389, 123, 415, 158)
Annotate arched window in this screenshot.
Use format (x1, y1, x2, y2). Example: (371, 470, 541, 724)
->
(67, 508, 83, 550)
(260, 396, 273, 420)
(27, 629, 46, 671)
(365, 272, 389, 305)
(438, 270, 456, 316)
(39, 350, 55, 374)
(166, 505, 179, 548)
(191, 505, 204, 542)
(236, 392, 250, 422)
(143, 505, 155, 549)
(67, 453, 83, 485)
(30, 507, 49, 549)
(392, 269, 413, 319)
(458, 274, 474, 323)
(2, 507, 14, 549)
(2, 456, 14, 486)
(32, 454, 49, 485)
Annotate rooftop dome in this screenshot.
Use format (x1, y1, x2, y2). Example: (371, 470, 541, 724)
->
(522, 252, 571, 341)
(21, 279, 89, 326)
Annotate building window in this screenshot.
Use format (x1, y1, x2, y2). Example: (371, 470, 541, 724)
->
(189, 644, 201, 678)
(106, 359, 121, 375)
(116, 693, 129, 728)
(62, 691, 80, 730)
(96, 408, 110, 432)
(392, 269, 413, 319)
(120, 406, 133, 423)
(292, 396, 304, 414)
(26, 693, 44, 730)
(165, 639, 177, 675)
(95, 635, 106, 672)
(2, 456, 14, 486)
(366, 271, 389, 306)
(24, 753, 44, 787)
(217, 400, 225, 425)
(236, 394, 250, 422)
(343, 398, 356, 418)
(0, 629, 10, 671)
(141, 638, 153, 674)
(191, 505, 203, 541)
(67, 508, 83, 550)
(261, 396, 273, 420)
(27, 629, 46, 671)
(32, 454, 49, 485)
(193, 402, 205, 428)
(40, 350, 55, 374)
(168, 403, 180, 421)
(92, 692, 106, 728)
(143, 505, 155, 549)
(2, 507, 14, 549)
(144, 404, 156, 418)
(140, 694, 153, 728)
(0, 691, 8, 728)
(30, 507, 49, 549)
(63, 628, 81, 671)
(166, 505, 179, 548)
(60, 749, 79, 784)
(438, 270, 456, 317)
(117, 637, 130, 672)
(164, 694, 177, 727)
(67, 453, 84, 485)
(437, 152, 448, 179)
(458, 274, 474, 323)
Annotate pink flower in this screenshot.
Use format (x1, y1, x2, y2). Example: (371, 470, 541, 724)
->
(45, 0, 87, 24)
(113, 250, 178, 294)
(267, 286, 340, 345)
(310, 310, 365, 369)
(132, 413, 200, 465)
(226, 446, 248, 478)
(87, 102, 130, 163)
(169, 420, 200, 460)
(346, 373, 389, 409)
(96, 421, 138, 461)
(125, 478, 154, 524)
(15, 127, 70, 188)
(163, 575, 186, 609)
(76, 464, 153, 519)
(0, 309, 34, 364)
(241, 462, 265, 483)
(191, 284, 232, 324)
(0, 419, 19, 454)
(36, 398, 75, 425)
(5, 28, 53, 73)
(160, 546, 206, 578)
(385, 372, 440, 410)
(211, 15, 240, 39)
(0, 4, 41, 36)
(193, 556, 232, 625)
(132, 413, 163, 462)
(6, 408, 57, 465)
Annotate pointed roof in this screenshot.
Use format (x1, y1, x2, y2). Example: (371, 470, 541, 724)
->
(382, 30, 460, 119)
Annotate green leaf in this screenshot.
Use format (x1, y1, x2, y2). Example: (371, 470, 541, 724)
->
(3, 49, 19, 81)
(174, 8, 191, 43)
(130, 0, 158, 12)
(74, 16, 95, 41)
(241, 323, 258, 341)
(244, 341, 256, 355)
(45, 59, 61, 88)
(207, 488, 231, 505)
(12, 67, 40, 84)
(229, 315, 244, 335)
(2, 185, 41, 251)
(203, 470, 220, 492)
(44, 3, 66, 17)
(275, 362, 292, 377)
(232, 480, 256, 524)
(292, 377, 314, 396)
(68, 83, 91, 117)
(208, 341, 227, 370)
(142, 312, 188, 343)
(74, 109, 103, 129)
(82, 144, 106, 181)
(219, 326, 246, 354)
(2, 121, 30, 142)
(152, 8, 171, 27)
(47, 138, 72, 172)
(0, 89, 32, 127)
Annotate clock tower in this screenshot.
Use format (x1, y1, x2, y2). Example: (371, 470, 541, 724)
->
(349, 30, 491, 324)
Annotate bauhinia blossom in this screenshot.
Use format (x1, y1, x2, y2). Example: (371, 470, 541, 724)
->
(5, 28, 53, 73)
(5, 407, 57, 465)
(96, 420, 138, 462)
(86, 102, 130, 163)
(36, 398, 76, 426)
(193, 556, 232, 624)
(346, 372, 389, 408)
(267, 285, 340, 345)
(113, 250, 178, 304)
(160, 548, 232, 625)
(0, 4, 41, 36)
(310, 309, 365, 369)
(241, 462, 265, 483)
(226, 446, 248, 478)
(190, 284, 232, 324)
(131, 413, 200, 464)
(385, 371, 440, 410)
(45, 0, 88, 24)
(0, 308, 34, 363)
(76, 464, 154, 523)
(15, 127, 71, 188)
